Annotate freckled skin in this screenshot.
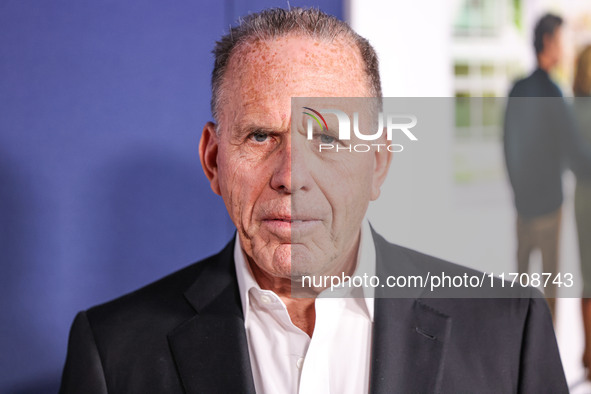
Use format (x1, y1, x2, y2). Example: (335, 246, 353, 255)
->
(199, 35, 391, 333)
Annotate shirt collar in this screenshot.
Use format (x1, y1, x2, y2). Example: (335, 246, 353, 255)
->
(233, 219, 376, 323)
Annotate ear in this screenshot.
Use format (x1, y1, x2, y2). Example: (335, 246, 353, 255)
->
(370, 136, 392, 201)
(199, 121, 222, 196)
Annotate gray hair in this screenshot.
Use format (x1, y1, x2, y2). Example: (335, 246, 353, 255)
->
(210, 7, 382, 123)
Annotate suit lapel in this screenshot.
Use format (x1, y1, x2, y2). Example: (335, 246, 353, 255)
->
(167, 239, 256, 394)
(370, 230, 451, 394)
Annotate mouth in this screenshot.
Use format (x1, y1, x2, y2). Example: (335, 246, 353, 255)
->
(261, 217, 322, 237)
(265, 218, 308, 223)
(262, 218, 318, 226)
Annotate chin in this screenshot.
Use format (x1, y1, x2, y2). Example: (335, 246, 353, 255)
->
(289, 245, 334, 278)
(264, 244, 312, 278)
(256, 243, 336, 280)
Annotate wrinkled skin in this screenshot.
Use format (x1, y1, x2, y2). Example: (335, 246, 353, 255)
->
(200, 35, 391, 295)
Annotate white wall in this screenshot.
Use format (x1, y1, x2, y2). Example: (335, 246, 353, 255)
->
(347, 0, 454, 97)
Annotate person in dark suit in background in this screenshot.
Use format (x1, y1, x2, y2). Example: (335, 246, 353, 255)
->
(504, 13, 591, 321)
(60, 8, 568, 393)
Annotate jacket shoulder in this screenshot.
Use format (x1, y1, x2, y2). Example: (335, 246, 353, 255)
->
(372, 229, 538, 302)
(84, 238, 235, 338)
(508, 75, 531, 97)
(60, 238, 237, 392)
(373, 230, 486, 278)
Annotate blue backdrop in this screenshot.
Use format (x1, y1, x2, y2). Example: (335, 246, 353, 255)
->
(0, 0, 342, 392)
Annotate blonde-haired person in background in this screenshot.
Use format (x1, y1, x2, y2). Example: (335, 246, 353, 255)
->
(574, 45, 591, 379)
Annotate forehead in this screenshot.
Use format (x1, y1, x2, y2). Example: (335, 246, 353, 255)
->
(217, 34, 371, 127)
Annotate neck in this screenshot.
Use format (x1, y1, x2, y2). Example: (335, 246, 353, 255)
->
(537, 54, 554, 73)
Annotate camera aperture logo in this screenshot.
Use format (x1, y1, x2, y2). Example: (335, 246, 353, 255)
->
(302, 107, 418, 152)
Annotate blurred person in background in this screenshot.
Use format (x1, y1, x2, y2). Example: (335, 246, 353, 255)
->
(504, 14, 591, 322)
(573, 44, 591, 378)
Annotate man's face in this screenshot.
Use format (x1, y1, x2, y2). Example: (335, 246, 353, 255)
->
(545, 27, 563, 68)
(200, 35, 390, 282)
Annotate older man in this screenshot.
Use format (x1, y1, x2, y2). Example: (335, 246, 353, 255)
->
(60, 8, 567, 393)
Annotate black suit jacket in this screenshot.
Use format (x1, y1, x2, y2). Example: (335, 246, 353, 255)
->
(60, 230, 568, 393)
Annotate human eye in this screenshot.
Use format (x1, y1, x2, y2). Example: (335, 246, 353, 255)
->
(249, 130, 269, 143)
(312, 131, 344, 146)
(318, 133, 336, 144)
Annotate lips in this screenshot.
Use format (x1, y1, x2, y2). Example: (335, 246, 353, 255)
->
(260, 215, 322, 238)
(264, 218, 312, 223)
(262, 217, 318, 226)
(260, 210, 319, 222)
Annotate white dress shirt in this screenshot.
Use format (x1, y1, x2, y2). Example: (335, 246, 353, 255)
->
(234, 220, 376, 394)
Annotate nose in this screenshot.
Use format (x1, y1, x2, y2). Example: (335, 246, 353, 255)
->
(270, 135, 310, 194)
